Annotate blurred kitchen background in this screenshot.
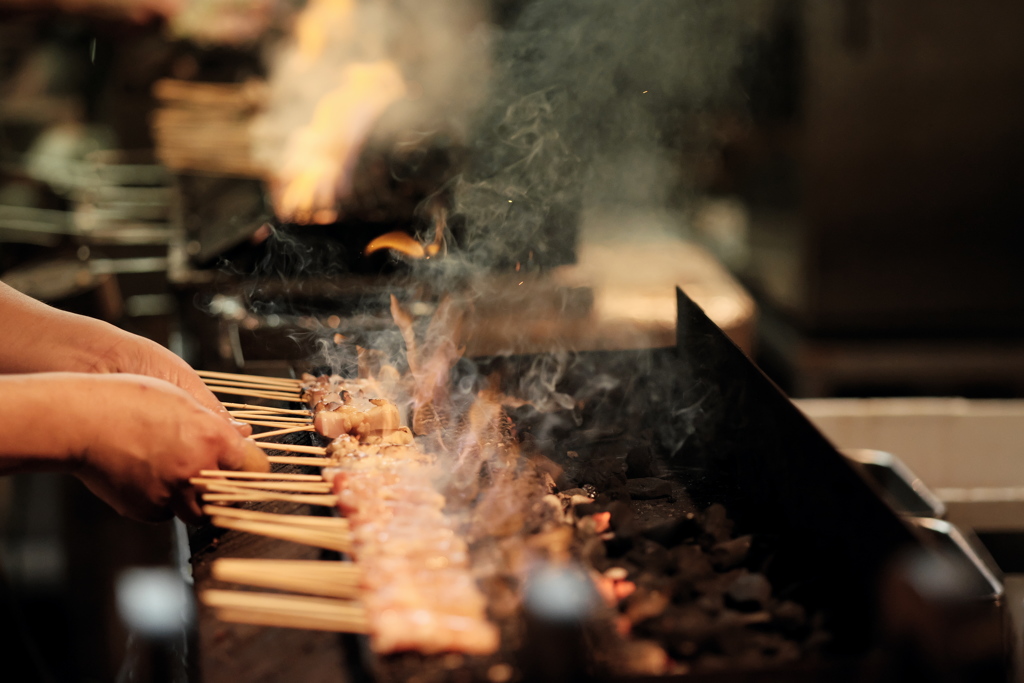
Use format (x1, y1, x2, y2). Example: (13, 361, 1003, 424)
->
(1, 0, 1023, 680)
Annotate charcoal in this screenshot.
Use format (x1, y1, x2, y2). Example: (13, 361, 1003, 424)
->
(626, 538, 672, 575)
(694, 654, 731, 671)
(670, 578, 698, 604)
(578, 455, 627, 492)
(532, 494, 566, 528)
(626, 477, 673, 500)
(659, 605, 718, 644)
(568, 494, 595, 510)
(581, 536, 609, 568)
(641, 512, 701, 547)
(702, 503, 735, 543)
(625, 444, 656, 478)
(710, 534, 752, 570)
(623, 588, 671, 624)
(557, 487, 591, 500)
(726, 572, 772, 606)
(694, 569, 744, 598)
(671, 544, 715, 582)
(771, 600, 808, 633)
(615, 640, 670, 675)
(576, 499, 635, 535)
(695, 592, 725, 615)
(748, 631, 800, 661)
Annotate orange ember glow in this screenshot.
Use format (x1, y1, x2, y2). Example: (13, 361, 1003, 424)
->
(275, 60, 407, 224)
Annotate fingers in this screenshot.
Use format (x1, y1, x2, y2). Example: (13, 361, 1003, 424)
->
(216, 436, 271, 473)
(229, 419, 254, 438)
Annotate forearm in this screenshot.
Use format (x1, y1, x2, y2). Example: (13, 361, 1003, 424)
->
(0, 282, 127, 375)
(0, 373, 87, 475)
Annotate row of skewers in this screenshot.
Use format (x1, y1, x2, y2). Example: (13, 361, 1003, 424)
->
(193, 369, 499, 655)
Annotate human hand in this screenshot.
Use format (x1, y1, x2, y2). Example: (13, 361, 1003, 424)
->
(68, 373, 268, 524)
(89, 328, 252, 437)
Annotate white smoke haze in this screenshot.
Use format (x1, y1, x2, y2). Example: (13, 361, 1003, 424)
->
(249, 0, 758, 419)
(451, 0, 755, 269)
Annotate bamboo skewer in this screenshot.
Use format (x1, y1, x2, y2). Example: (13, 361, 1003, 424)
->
(253, 442, 326, 455)
(266, 455, 334, 467)
(208, 387, 303, 402)
(212, 559, 360, 599)
(210, 516, 350, 551)
(250, 425, 316, 440)
(211, 605, 369, 633)
(204, 379, 303, 393)
(199, 470, 324, 482)
(203, 491, 338, 506)
(221, 402, 312, 416)
(230, 412, 311, 423)
(197, 370, 302, 386)
(201, 589, 365, 618)
(236, 419, 313, 429)
(192, 479, 333, 494)
(202, 505, 346, 528)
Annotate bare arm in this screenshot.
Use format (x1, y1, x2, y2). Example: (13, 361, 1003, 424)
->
(0, 281, 248, 433)
(0, 372, 267, 523)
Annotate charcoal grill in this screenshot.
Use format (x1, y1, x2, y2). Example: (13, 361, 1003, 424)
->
(187, 287, 1008, 682)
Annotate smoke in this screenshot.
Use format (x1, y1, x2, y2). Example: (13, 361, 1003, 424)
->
(451, 0, 754, 269)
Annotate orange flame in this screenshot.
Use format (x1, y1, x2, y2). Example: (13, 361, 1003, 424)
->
(364, 207, 446, 259)
(366, 231, 426, 259)
(295, 0, 355, 63)
(275, 60, 407, 224)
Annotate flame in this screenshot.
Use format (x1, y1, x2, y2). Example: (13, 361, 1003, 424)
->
(366, 231, 426, 259)
(274, 60, 407, 224)
(295, 0, 355, 63)
(364, 206, 446, 259)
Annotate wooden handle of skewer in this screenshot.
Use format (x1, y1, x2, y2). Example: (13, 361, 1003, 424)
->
(252, 442, 326, 455)
(199, 470, 324, 482)
(202, 491, 338, 506)
(205, 379, 303, 393)
(209, 386, 302, 402)
(210, 516, 350, 552)
(202, 505, 346, 529)
(250, 425, 316, 440)
(202, 589, 364, 615)
(212, 559, 360, 599)
(221, 402, 311, 415)
(191, 479, 332, 494)
(197, 370, 302, 386)
(266, 455, 333, 467)
(210, 606, 369, 633)
(236, 419, 314, 429)
(230, 412, 311, 424)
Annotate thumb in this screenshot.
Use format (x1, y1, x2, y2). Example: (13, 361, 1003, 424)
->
(218, 438, 271, 473)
